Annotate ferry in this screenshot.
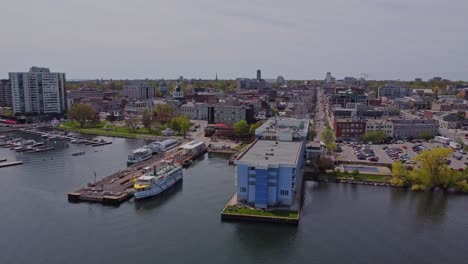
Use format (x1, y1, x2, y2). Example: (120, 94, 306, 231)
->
(133, 163, 183, 199)
(127, 147, 152, 166)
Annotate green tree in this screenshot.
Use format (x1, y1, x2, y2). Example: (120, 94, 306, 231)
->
(320, 127, 335, 145)
(362, 131, 388, 143)
(234, 120, 249, 138)
(179, 118, 191, 137)
(326, 142, 338, 152)
(411, 147, 455, 189)
(249, 122, 262, 135)
(170, 118, 181, 134)
(68, 103, 96, 128)
(420, 130, 433, 140)
(271, 108, 279, 117)
(390, 161, 410, 187)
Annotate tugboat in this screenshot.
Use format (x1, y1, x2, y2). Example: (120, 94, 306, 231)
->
(182, 159, 192, 168)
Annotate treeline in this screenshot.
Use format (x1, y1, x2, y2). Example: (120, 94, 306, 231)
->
(391, 147, 468, 192)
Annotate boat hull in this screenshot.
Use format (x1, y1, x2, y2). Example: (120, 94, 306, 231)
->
(134, 171, 183, 199)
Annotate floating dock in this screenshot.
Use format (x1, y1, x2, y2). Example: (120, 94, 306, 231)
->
(0, 161, 23, 168)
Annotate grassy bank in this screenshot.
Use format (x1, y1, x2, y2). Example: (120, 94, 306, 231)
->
(60, 121, 161, 139)
(223, 205, 299, 219)
(322, 172, 390, 182)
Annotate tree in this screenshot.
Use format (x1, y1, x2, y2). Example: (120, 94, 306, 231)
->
(68, 103, 96, 128)
(169, 116, 190, 137)
(433, 86, 439, 100)
(125, 115, 139, 133)
(142, 110, 153, 130)
(411, 147, 455, 189)
(271, 108, 279, 117)
(326, 142, 338, 152)
(170, 118, 181, 134)
(390, 161, 410, 187)
(362, 131, 389, 143)
(420, 130, 433, 141)
(179, 117, 191, 138)
(154, 104, 174, 123)
(234, 120, 249, 138)
(249, 122, 262, 135)
(320, 127, 335, 145)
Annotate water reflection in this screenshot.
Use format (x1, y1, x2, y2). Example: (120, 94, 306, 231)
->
(413, 191, 448, 224)
(233, 222, 298, 263)
(133, 181, 183, 212)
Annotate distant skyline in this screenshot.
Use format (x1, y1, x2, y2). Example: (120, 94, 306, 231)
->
(1, 0, 467, 81)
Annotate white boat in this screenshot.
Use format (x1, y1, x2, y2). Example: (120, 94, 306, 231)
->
(127, 147, 152, 166)
(134, 163, 183, 199)
(147, 142, 162, 155)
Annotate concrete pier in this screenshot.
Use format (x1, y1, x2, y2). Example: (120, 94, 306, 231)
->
(0, 161, 23, 168)
(68, 145, 193, 205)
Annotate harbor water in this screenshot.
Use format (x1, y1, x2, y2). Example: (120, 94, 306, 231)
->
(0, 133, 467, 264)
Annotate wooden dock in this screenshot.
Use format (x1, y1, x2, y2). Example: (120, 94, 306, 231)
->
(0, 161, 23, 168)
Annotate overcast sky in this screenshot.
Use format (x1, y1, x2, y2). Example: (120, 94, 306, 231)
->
(1, 0, 467, 80)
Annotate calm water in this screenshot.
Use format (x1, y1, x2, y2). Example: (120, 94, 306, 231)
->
(0, 133, 467, 264)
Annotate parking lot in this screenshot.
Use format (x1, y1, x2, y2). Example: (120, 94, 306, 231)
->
(337, 141, 467, 170)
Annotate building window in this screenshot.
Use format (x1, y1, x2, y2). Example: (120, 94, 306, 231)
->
(240, 187, 246, 193)
(268, 183, 276, 187)
(249, 166, 255, 170)
(292, 168, 296, 175)
(280, 190, 289, 196)
(249, 181, 256, 185)
(248, 174, 256, 178)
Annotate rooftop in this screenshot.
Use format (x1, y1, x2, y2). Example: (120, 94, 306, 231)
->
(180, 141, 205, 150)
(255, 117, 310, 136)
(235, 140, 302, 169)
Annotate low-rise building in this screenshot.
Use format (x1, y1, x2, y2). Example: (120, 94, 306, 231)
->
(333, 119, 366, 140)
(330, 90, 368, 107)
(207, 104, 255, 125)
(391, 119, 438, 139)
(365, 119, 393, 137)
(432, 112, 460, 129)
(235, 139, 304, 208)
(255, 117, 310, 141)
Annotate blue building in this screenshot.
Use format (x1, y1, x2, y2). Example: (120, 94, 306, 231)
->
(234, 140, 304, 208)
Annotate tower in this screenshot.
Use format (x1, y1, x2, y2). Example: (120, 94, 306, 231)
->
(257, 69, 261, 81)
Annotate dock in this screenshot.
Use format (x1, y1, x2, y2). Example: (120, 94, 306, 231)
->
(68, 144, 193, 205)
(0, 158, 6, 163)
(0, 161, 23, 168)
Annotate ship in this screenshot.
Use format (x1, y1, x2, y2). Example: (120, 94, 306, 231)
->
(127, 147, 152, 166)
(133, 163, 183, 199)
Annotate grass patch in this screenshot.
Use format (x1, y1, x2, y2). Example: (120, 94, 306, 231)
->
(234, 143, 249, 151)
(60, 121, 161, 138)
(223, 205, 299, 219)
(323, 172, 390, 182)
